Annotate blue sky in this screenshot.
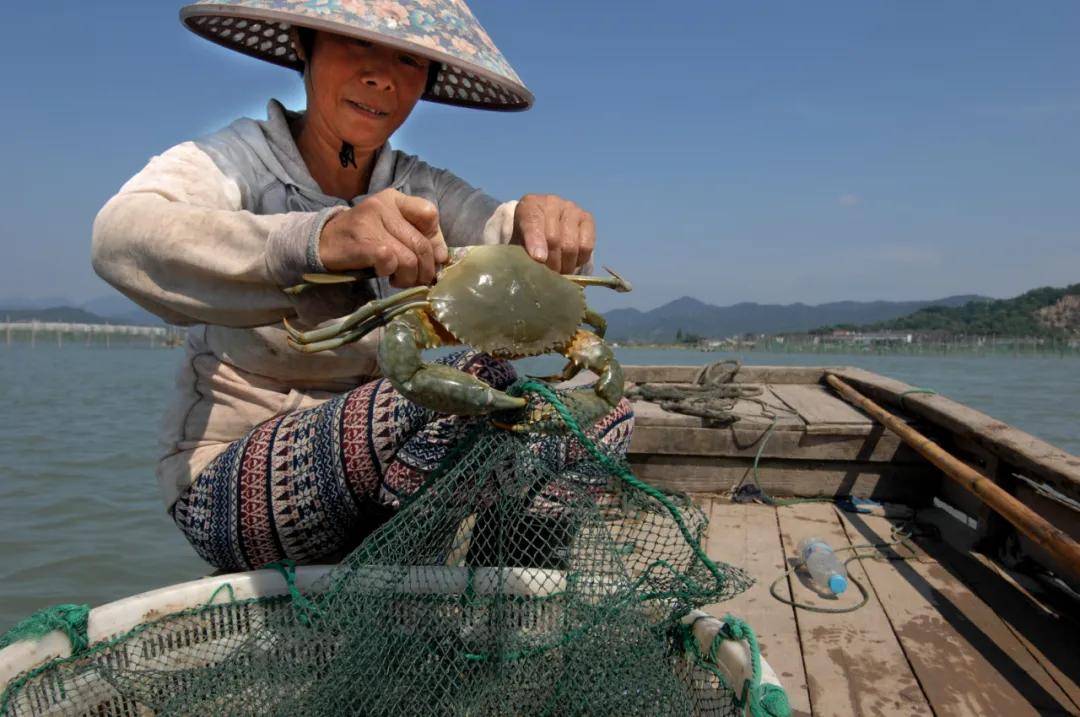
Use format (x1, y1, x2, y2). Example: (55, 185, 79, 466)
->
(1, 1, 1077, 312)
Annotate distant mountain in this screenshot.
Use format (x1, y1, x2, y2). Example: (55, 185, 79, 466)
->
(0, 296, 76, 310)
(0, 293, 163, 326)
(604, 294, 985, 342)
(0, 307, 112, 324)
(859, 283, 1080, 337)
(79, 295, 163, 326)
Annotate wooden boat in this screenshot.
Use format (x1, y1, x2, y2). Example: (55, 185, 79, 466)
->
(623, 364, 1080, 716)
(2, 363, 1076, 716)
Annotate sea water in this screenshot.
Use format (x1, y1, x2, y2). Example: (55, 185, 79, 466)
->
(1, 343, 1077, 631)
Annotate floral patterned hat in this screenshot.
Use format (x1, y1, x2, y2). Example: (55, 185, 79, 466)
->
(180, 0, 533, 110)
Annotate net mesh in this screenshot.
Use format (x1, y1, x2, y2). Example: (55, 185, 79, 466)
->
(1, 382, 784, 717)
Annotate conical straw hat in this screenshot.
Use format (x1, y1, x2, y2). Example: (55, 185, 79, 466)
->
(180, 0, 533, 110)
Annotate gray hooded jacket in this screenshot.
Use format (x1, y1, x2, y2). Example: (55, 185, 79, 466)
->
(92, 100, 518, 507)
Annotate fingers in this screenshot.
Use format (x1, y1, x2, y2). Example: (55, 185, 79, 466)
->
(319, 188, 597, 292)
(395, 193, 449, 264)
(430, 226, 449, 265)
(318, 189, 446, 288)
(374, 214, 420, 287)
(559, 209, 579, 274)
(378, 207, 434, 287)
(368, 241, 399, 277)
(513, 198, 549, 264)
(578, 212, 596, 269)
(512, 195, 595, 274)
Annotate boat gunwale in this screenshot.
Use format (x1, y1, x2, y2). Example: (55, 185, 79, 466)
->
(623, 363, 1080, 501)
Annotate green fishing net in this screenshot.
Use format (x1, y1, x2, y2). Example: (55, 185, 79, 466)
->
(0, 382, 786, 717)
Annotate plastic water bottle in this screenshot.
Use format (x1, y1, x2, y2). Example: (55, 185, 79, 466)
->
(797, 537, 848, 595)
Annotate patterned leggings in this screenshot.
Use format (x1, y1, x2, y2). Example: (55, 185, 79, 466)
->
(171, 351, 635, 572)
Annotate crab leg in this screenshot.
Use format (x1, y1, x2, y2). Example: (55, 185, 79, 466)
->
(284, 285, 430, 345)
(510, 329, 625, 433)
(380, 310, 528, 415)
(530, 306, 609, 385)
(562, 329, 624, 407)
(563, 266, 633, 293)
(286, 302, 430, 353)
(582, 308, 606, 339)
(528, 328, 626, 431)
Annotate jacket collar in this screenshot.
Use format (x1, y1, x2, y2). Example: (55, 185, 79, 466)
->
(260, 99, 410, 205)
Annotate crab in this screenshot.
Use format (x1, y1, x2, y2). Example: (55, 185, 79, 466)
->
(282, 244, 632, 426)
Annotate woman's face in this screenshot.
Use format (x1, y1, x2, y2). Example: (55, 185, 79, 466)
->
(305, 31, 430, 151)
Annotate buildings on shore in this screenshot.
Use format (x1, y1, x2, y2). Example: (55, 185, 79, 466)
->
(643, 327, 1077, 354)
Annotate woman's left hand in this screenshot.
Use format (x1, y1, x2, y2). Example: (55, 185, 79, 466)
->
(511, 194, 595, 274)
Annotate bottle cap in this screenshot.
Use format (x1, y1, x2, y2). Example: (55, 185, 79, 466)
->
(829, 574, 848, 595)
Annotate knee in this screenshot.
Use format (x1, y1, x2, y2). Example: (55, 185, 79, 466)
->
(595, 397, 635, 456)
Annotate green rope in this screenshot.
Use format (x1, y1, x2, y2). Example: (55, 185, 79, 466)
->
(264, 560, 322, 626)
(768, 512, 931, 614)
(0, 604, 90, 654)
(897, 387, 936, 409)
(734, 418, 833, 507)
(677, 614, 791, 717)
(204, 582, 236, 606)
(2, 595, 289, 715)
(768, 558, 870, 614)
(719, 616, 763, 714)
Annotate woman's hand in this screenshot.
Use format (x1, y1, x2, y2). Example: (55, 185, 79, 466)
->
(318, 188, 449, 288)
(511, 194, 596, 274)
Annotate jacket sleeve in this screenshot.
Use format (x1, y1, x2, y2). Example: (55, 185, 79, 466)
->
(428, 166, 515, 247)
(91, 141, 338, 328)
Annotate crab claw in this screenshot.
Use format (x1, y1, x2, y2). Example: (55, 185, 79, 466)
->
(502, 329, 625, 433)
(380, 311, 527, 415)
(602, 266, 633, 293)
(282, 269, 377, 296)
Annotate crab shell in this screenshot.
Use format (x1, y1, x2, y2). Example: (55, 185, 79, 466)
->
(427, 245, 586, 359)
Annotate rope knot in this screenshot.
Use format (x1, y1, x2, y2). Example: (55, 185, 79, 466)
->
(721, 615, 751, 641)
(265, 560, 322, 626)
(0, 603, 91, 655)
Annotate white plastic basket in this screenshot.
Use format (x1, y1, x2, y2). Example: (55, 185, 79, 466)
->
(0, 566, 783, 715)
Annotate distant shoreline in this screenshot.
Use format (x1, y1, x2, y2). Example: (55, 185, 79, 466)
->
(618, 341, 1080, 357)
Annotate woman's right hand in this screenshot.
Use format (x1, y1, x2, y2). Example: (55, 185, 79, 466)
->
(318, 188, 449, 288)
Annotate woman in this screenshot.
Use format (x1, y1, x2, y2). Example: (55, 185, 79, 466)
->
(92, 0, 633, 572)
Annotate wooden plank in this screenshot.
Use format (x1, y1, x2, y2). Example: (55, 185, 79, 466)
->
(704, 501, 812, 716)
(1013, 483, 1080, 590)
(776, 503, 933, 716)
(832, 367, 1080, 501)
(837, 510, 1077, 716)
(629, 454, 939, 503)
(629, 424, 919, 463)
(827, 373, 1080, 588)
(771, 384, 875, 436)
(915, 507, 1080, 710)
(623, 365, 833, 385)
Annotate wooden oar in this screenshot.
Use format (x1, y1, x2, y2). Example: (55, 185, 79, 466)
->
(825, 373, 1080, 583)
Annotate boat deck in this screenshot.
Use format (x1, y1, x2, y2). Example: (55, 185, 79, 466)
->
(626, 369, 941, 506)
(697, 500, 1080, 716)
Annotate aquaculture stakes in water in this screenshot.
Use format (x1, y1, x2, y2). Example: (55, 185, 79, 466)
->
(0, 321, 182, 349)
(683, 334, 1080, 358)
